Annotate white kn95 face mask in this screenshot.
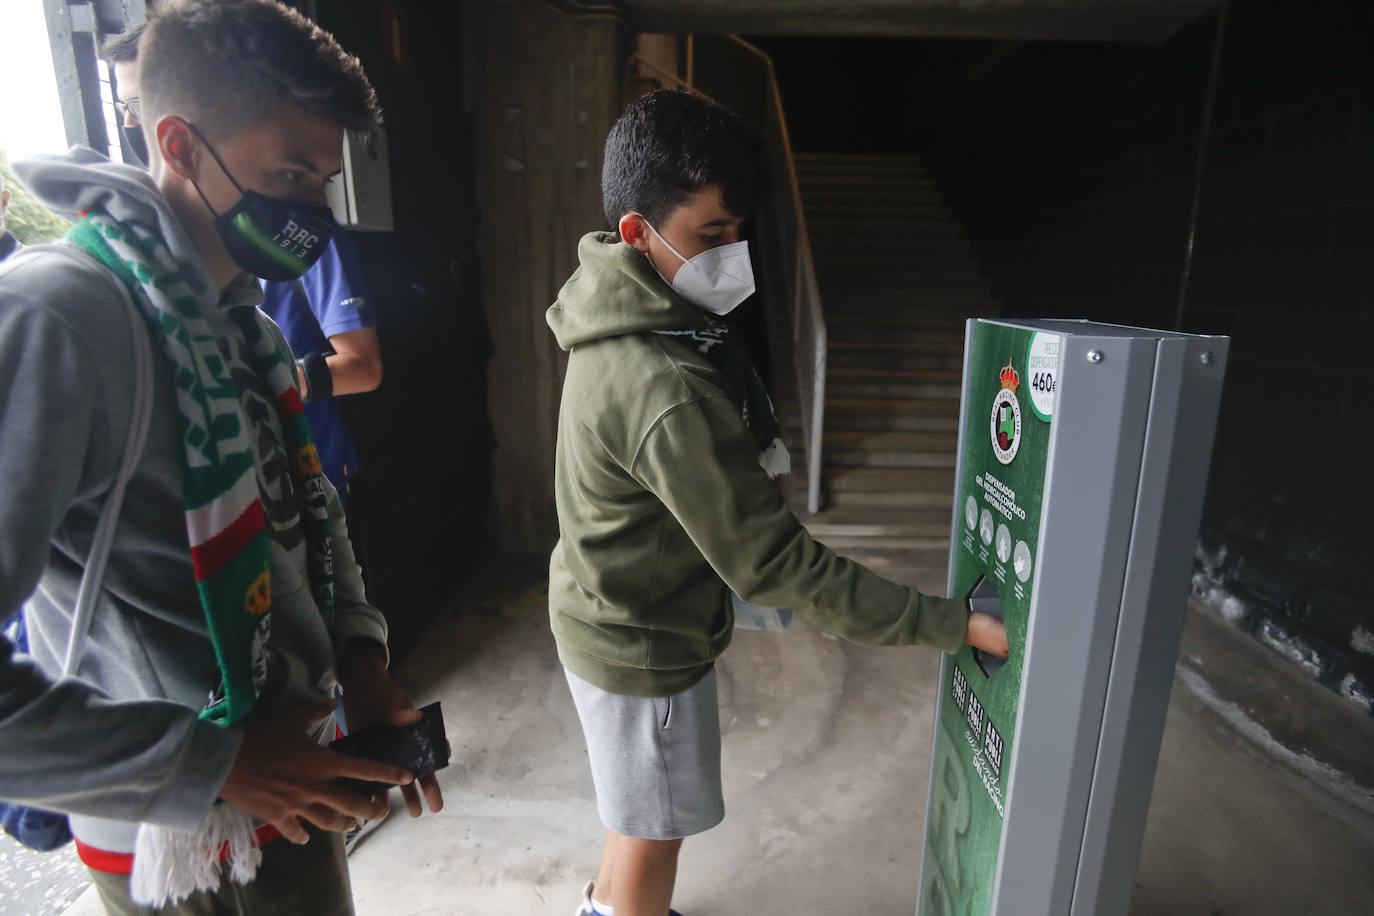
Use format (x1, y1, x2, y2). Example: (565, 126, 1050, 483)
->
(640, 217, 756, 316)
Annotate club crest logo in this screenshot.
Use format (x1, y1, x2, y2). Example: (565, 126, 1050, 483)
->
(990, 358, 1022, 465)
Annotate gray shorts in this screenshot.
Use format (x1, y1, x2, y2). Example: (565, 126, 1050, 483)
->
(564, 666, 725, 840)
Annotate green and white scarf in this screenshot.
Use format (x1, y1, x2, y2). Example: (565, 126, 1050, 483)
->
(68, 209, 335, 903)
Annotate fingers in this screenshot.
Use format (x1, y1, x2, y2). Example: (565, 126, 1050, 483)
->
(386, 706, 423, 727)
(419, 774, 444, 814)
(400, 781, 423, 819)
(271, 815, 310, 845)
(313, 784, 392, 822)
(302, 803, 356, 834)
(323, 750, 413, 790)
(398, 773, 444, 818)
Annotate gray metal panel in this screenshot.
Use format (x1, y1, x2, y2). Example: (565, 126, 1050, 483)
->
(916, 317, 981, 912)
(42, 0, 112, 156)
(1013, 318, 1189, 340)
(1070, 335, 1229, 915)
(991, 331, 1158, 914)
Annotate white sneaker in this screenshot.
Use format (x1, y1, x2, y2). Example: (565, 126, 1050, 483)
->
(572, 880, 681, 916)
(573, 881, 600, 916)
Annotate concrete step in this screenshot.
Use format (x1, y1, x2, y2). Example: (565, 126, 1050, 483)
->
(822, 547, 948, 590)
(827, 367, 962, 383)
(826, 323, 966, 345)
(825, 313, 969, 332)
(826, 305, 974, 320)
(797, 411, 959, 434)
(813, 532, 953, 552)
(801, 505, 952, 538)
(820, 425, 959, 470)
(821, 310, 986, 330)
(826, 466, 956, 493)
(798, 484, 955, 510)
(825, 446, 957, 470)
(819, 483, 955, 513)
(826, 378, 963, 401)
(825, 340, 962, 358)
(824, 428, 958, 451)
(827, 347, 965, 372)
(825, 395, 959, 417)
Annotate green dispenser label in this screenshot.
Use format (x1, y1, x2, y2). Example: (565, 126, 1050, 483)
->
(920, 322, 1055, 915)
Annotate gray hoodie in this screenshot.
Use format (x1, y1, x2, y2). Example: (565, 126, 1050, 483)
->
(0, 148, 387, 855)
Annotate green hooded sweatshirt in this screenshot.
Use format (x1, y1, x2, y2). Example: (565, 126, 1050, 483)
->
(547, 231, 968, 697)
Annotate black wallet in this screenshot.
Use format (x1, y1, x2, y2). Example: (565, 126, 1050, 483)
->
(330, 700, 449, 797)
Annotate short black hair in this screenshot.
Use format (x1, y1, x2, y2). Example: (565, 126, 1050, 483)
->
(99, 23, 144, 64)
(602, 89, 770, 228)
(140, 0, 381, 139)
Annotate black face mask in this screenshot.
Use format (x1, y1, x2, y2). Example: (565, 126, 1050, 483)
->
(187, 124, 336, 282)
(121, 124, 150, 167)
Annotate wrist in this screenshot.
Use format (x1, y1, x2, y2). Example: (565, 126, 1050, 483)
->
(299, 351, 333, 402)
(338, 638, 388, 686)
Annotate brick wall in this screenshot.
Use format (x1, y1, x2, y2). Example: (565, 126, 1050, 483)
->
(920, 0, 1374, 711)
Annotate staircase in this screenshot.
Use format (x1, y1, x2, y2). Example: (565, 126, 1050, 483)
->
(784, 153, 1000, 592)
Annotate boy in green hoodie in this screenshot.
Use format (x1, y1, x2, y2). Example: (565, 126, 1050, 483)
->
(548, 89, 1008, 916)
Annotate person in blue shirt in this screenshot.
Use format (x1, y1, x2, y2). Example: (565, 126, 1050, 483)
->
(259, 230, 383, 499)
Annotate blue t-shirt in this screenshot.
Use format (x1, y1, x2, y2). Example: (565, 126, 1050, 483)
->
(259, 232, 376, 491)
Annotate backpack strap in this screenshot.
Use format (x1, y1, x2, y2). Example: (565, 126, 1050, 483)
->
(2, 245, 156, 675)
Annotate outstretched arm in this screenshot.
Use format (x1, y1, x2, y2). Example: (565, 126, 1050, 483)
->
(634, 395, 973, 653)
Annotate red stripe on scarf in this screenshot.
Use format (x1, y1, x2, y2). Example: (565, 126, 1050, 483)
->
(75, 824, 283, 875)
(190, 500, 266, 580)
(278, 385, 304, 418)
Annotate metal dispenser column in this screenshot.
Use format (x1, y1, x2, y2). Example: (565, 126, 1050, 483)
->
(917, 319, 1228, 916)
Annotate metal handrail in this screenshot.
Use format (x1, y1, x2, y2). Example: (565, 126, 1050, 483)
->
(627, 36, 827, 514)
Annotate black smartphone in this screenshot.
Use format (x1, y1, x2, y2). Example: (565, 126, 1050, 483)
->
(330, 700, 449, 797)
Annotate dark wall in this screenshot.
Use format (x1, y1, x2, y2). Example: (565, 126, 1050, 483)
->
(760, 1, 1374, 712)
(315, 0, 493, 659)
(921, 0, 1374, 712)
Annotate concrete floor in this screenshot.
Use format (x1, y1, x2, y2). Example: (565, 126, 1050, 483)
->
(39, 556, 1374, 915)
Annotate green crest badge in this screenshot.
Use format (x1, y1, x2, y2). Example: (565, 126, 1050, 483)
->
(990, 358, 1022, 465)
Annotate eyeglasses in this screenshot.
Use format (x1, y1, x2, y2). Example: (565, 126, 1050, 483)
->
(114, 97, 142, 125)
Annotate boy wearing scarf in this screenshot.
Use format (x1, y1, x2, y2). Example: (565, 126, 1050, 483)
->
(548, 89, 1009, 916)
(0, 1, 440, 911)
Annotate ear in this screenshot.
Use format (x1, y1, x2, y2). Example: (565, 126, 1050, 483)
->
(0, 189, 8, 211)
(155, 116, 199, 180)
(618, 212, 651, 253)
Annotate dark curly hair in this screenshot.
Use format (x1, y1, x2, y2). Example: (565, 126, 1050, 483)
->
(140, 0, 380, 139)
(602, 89, 770, 229)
